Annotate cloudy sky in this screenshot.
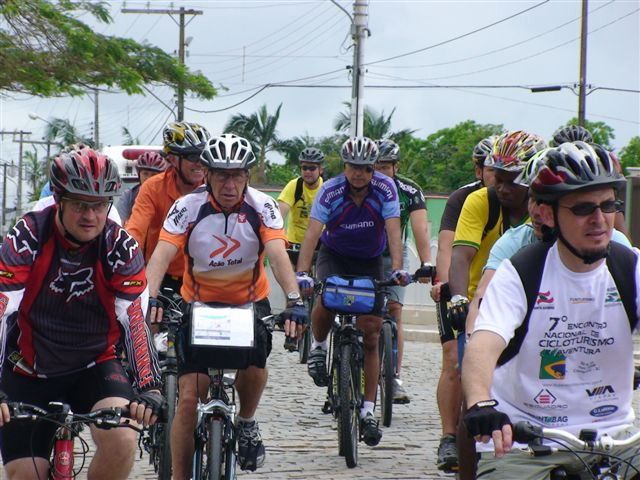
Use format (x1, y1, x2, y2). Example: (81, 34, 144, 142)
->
(1, 0, 638, 179)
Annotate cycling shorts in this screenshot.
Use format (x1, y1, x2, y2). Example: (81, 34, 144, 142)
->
(381, 247, 411, 306)
(0, 359, 134, 464)
(177, 298, 273, 376)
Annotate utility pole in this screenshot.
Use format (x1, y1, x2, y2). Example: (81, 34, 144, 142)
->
(94, 89, 100, 148)
(0, 130, 32, 216)
(578, 0, 588, 127)
(1, 162, 8, 229)
(350, 0, 369, 137)
(122, 7, 203, 121)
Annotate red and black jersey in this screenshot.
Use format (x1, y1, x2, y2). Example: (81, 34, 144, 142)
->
(0, 206, 160, 391)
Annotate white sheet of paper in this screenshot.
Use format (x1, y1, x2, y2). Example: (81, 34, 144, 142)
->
(191, 304, 254, 347)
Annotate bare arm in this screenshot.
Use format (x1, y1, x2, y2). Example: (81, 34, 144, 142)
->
(448, 244, 476, 298)
(466, 269, 496, 333)
(430, 229, 454, 301)
(296, 218, 324, 273)
(278, 201, 291, 223)
(385, 217, 404, 271)
(409, 208, 432, 264)
(146, 240, 179, 298)
(461, 330, 506, 407)
(265, 238, 300, 296)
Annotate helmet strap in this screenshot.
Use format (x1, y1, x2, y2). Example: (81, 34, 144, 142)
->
(176, 158, 197, 187)
(553, 208, 609, 265)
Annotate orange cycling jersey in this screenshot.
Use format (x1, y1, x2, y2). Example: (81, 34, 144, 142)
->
(125, 168, 190, 277)
(159, 185, 287, 305)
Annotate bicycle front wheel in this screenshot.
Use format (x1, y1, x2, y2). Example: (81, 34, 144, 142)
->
(298, 296, 314, 364)
(337, 343, 360, 468)
(158, 373, 177, 480)
(208, 417, 224, 480)
(379, 321, 394, 427)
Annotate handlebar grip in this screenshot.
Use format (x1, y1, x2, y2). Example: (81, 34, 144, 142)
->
(512, 421, 543, 443)
(7, 402, 48, 417)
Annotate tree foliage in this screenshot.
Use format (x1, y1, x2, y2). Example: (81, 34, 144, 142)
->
(333, 103, 416, 141)
(619, 136, 640, 174)
(0, 0, 216, 98)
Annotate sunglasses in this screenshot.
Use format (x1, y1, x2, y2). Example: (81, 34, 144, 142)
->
(301, 165, 318, 172)
(63, 197, 112, 215)
(559, 199, 623, 216)
(347, 164, 374, 173)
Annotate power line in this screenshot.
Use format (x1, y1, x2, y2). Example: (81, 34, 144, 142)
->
(184, 85, 269, 113)
(365, 0, 551, 66)
(372, 0, 615, 70)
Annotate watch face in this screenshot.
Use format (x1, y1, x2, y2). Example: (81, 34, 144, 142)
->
(287, 292, 301, 300)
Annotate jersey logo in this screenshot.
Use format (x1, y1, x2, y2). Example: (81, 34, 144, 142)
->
(539, 349, 566, 380)
(7, 218, 38, 260)
(0, 293, 7, 318)
(49, 267, 94, 302)
(210, 235, 241, 258)
(536, 291, 554, 304)
(107, 229, 139, 270)
(168, 204, 188, 228)
(238, 213, 247, 223)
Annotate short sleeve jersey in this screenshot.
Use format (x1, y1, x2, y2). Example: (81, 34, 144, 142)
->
(474, 244, 640, 444)
(382, 174, 426, 255)
(0, 207, 160, 390)
(453, 187, 528, 299)
(439, 181, 482, 233)
(277, 176, 323, 244)
(311, 172, 400, 259)
(159, 185, 287, 305)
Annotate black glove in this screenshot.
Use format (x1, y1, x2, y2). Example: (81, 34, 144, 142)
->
(283, 300, 309, 326)
(448, 295, 469, 331)
(463, 400, 511, 438)
(131, 390, 167, 418)
(415, 262, 436, 282)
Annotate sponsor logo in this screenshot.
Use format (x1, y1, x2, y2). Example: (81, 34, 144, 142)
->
(532, 415, 569, 424)
(370, 177, 395, 200)
(605, 287, 622, 305)
(534, 389, 557, 405)
(122, 280, 143, 287)
(0, 270, 14, 278)
(238, 213, 247, 223)
(570, 297, 594, 304)
(586, 385, 615, 398)
(107, 229, 139, 270)
(573, 361, 600, 374)
(49, 267, 94, 302)
(209, 235, 241, 259)
(340, 220, 374, 230)
(539, 349, 566, 379)
(536, 291, 554, 305)
(7, 218, 38, 260)
(263, 201, 277, 220)
(56, 451, 72, 467)
(168, 204, 188, 227)
(590, 405, 618, 418)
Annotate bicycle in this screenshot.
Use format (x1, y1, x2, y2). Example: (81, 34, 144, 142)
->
(144, 288, 182, 480)
(7, 401, 143, 480)
(513, 420, 640, 479)
(377, 266, 436, 428)
(284, 244, 315, 363)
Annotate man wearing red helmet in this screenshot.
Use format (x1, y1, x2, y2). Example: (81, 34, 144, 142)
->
(0, 148, 164, 479)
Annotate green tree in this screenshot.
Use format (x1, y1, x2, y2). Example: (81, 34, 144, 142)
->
(43, 118, 93, 149)
(558, 118, 615, 150)
(619, 136, 640, 174)
(277, 134, 315, 166)
(225, 104, 283, 185)
(1, 0, 216, 98)
(333, 103, 416, 141)
(403, 120, 503, 193)
(265, 163, 296, 186)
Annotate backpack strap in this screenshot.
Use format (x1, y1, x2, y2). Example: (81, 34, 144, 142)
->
(497, 241, 553, 366)
(293, 177, 304, 205)
(606, 242, 639, 330)
(482, 187, 502, 240)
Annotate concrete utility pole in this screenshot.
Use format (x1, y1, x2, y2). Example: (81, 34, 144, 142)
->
(350, 0, 369, 137)
(0, 130, 32, 216)
(122, 7, 203, 121)
(1, 162, 8, 229)
(578, 0, 589, 127)
(94, 89, 100, 148)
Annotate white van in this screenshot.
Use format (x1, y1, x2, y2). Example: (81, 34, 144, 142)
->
(102, 145, 163, 189)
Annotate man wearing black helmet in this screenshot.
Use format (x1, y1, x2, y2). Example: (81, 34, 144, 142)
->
(277, 147, 325, 246)
(462, 144, 640, 479)
(146, 134, 308, 476)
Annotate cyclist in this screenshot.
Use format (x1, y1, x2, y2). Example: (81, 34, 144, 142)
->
(116, 151, 169, 223)
(374, 138, 433, 404)
(126, 121, 210, 293)
(448, 130, 547, 478)
(145, 134, 308, 477)
(431, 134, 498, 472)
(466, 143, 633, 331)
(461, 144, 640, 479)
(0, 148, 163, 479)
(295, 136, 410, 447)
(277, 147, 325, 247)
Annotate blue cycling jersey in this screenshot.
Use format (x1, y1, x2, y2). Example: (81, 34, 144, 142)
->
(311, 172, 400, 259)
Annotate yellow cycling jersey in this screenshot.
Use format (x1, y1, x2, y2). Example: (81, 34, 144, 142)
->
(453, 187, 528, 299)
(277, 176, 323, 244)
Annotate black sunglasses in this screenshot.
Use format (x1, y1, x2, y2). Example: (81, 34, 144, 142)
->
(559, 199, 623, 216)
(347, 163, 374, 173)
(301, 165, 318, 171)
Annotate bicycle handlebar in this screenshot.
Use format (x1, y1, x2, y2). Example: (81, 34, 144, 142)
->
(8, 401, 137, 430)
(376, 265, 437, 288)
(513, 421, 640, 452)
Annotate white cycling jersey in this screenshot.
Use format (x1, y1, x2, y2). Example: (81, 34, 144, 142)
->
(474, 242, 640, 450)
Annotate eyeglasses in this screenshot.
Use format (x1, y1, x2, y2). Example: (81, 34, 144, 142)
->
(211, 171, 247, 183)
(301, 165, 318, 172)
(559, 199, 623, 216)
(182, 154, 202, 163)
(63, 198, 112, 215)
(346, 164, 374, 173)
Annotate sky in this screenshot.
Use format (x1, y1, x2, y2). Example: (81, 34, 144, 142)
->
(1, 0, 639, 201)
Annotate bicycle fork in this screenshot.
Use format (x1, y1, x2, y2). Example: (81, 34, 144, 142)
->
(52, 404, 76, 480)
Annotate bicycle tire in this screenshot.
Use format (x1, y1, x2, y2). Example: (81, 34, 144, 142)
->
(192, 428, 206, 480)
(208, 417, 224, 480)
(298, 296, 314, 363)
(337, 343, 359, 468)
(223, 418, 237, 480)
(157, 373, 177, 480)
(379, 321, 394, 427)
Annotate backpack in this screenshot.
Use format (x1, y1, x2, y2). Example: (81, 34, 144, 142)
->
(497, 240, 639, 366)
(293, 177, 304, 205)
(482, 187, 510, 240)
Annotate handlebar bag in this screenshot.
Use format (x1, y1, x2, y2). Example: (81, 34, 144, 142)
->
(321, 275, 380, 315)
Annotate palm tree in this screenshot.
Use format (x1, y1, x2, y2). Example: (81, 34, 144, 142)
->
(24, 149, 48, 201)
(224, 104, 283, 185)
(276, 134, 317, 166)
(333, 102, 416, 142)
(43, 117, 94, 149)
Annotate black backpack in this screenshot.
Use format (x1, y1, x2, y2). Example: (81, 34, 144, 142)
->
(293, 177, 304, 205)
(497, 240, 639, 366)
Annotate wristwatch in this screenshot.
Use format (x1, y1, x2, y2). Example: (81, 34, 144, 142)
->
(287, 292, 302, 302)
(474, 399, 499, 409)
(451, 294, 469, 305)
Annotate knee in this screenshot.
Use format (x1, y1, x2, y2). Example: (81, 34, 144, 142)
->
(98, 429, 137, 461)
